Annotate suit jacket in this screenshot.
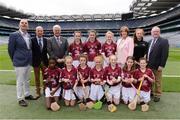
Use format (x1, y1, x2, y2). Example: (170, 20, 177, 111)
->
(31, 37, 48, 67)
(8, 31, 32, 67)
(47, 36, 68, 59)
(147, 37, 169, 70)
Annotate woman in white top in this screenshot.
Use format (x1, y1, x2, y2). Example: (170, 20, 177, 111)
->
(116, 26, 134, 68)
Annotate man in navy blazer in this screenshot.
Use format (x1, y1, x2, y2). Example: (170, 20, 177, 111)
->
(147, 26, 169, 102)
(31, 26, 48, 98)
(8, 19, 36, 107)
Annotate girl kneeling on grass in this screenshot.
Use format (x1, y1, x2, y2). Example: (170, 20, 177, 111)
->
(89, 55, 105, 104)
(104, 55, 122, 106)
(43, 57, 62, 110)
(133, 57, 155, 112)
(61, 55, 78, 107)
(121, 56, 136, 105)
(76, 54, 91, 102)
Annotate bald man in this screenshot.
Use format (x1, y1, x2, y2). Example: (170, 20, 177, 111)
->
(31, 26, 48, 98)
(47, 25, 68, 68)
(147, 26, 169, 102)
(8, 19, 36, 107)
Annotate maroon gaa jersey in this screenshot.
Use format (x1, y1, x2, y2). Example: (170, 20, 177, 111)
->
(68, 42, 84, 60)
(43, 67, 61, 88)
(133, 68, 155, 92)
(61, 66, 77, 90)
(77, 65, 91, 86)
(90, 67, 105, 85)
(104, 64, 122, 86)
(102, 42, 117, 57)
(83, 40, 101, 61)
(121, 69, 135, 88)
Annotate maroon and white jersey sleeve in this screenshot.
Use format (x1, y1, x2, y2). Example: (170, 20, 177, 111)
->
(83, 40, 101, 61)
(90, 67, 105, 84)
(133, 68, 155, 92)
(68, 43, 84, 60)
(102, 42, 117, 57)
(61, 67, 77, 90)
(77, 65, 91, 86)
(104, 64, 121, 86)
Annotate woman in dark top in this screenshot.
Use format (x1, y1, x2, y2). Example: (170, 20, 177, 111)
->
(133, 29, 148, 65)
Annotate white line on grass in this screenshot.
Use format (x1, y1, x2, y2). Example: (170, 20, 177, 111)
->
(0, 70, 179, 77)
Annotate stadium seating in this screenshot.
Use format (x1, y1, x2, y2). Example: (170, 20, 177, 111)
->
(0, 5, 180, 39)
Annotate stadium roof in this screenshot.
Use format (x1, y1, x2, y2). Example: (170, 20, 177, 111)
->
(0, 4, 122, 21)
(28, 13, 122, 21)
(0, 5, 31, 19)
(130, 0, 180, 17)
(0, 0, 180, 21)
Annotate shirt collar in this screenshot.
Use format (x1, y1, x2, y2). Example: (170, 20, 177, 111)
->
(19, 29, 27, 35)
(54, 35, 60, 40)
(36, 36, 42, 40)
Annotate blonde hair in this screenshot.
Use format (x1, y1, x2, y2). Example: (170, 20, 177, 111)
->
(109, 54, 117, 61)
(94, 55, 104, 64)
(105, 31, 114, 36)
(64, 55, 73, 63)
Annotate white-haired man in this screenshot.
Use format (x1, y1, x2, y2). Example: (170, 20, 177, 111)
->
(147, 26, 169, 102)
(47, 25, 69, 68)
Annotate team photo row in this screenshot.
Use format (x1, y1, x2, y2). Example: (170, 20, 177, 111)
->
(7, 19, 169, 112)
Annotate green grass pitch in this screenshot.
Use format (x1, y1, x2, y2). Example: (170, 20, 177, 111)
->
(0, 44, 180, 119)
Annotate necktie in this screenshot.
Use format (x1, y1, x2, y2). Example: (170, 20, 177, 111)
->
(57, 37, 62, 46)
(147, 39, 156, 60)
(150, 39, 156, 53)
(39, 39, 43, 51)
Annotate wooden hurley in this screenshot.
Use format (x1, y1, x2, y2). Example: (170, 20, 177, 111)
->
(128, 77, 144, 111)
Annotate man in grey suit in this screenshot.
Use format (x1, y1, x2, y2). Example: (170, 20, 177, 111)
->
(147, 26, 169, 102)
(47, 25, 68, 68)
(8, 19, 36, 107)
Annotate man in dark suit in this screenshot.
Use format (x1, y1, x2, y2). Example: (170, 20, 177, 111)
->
(47, 25, 68, 68)
(147, 26, 169, 102)
(31, 26, 48, 98)
(8, 19, 36, 107)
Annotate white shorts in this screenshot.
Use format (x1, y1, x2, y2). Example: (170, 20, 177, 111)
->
(106, 84, 121, 99)
(45, 87, 61, 97)
(122, 86, 136, 103)
(87, 61, 95, 68)
(72, 60, 80, 68)
(75, 86, 90, 99)
(89, 84, 104, 101)
(139, 90, 151, 103)
(63, 89, 76, 101)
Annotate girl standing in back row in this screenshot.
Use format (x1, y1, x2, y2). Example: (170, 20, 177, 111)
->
(83, 30, 101, 68)
(101, 31, 117, 67)
(68, 31, 84, 68)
